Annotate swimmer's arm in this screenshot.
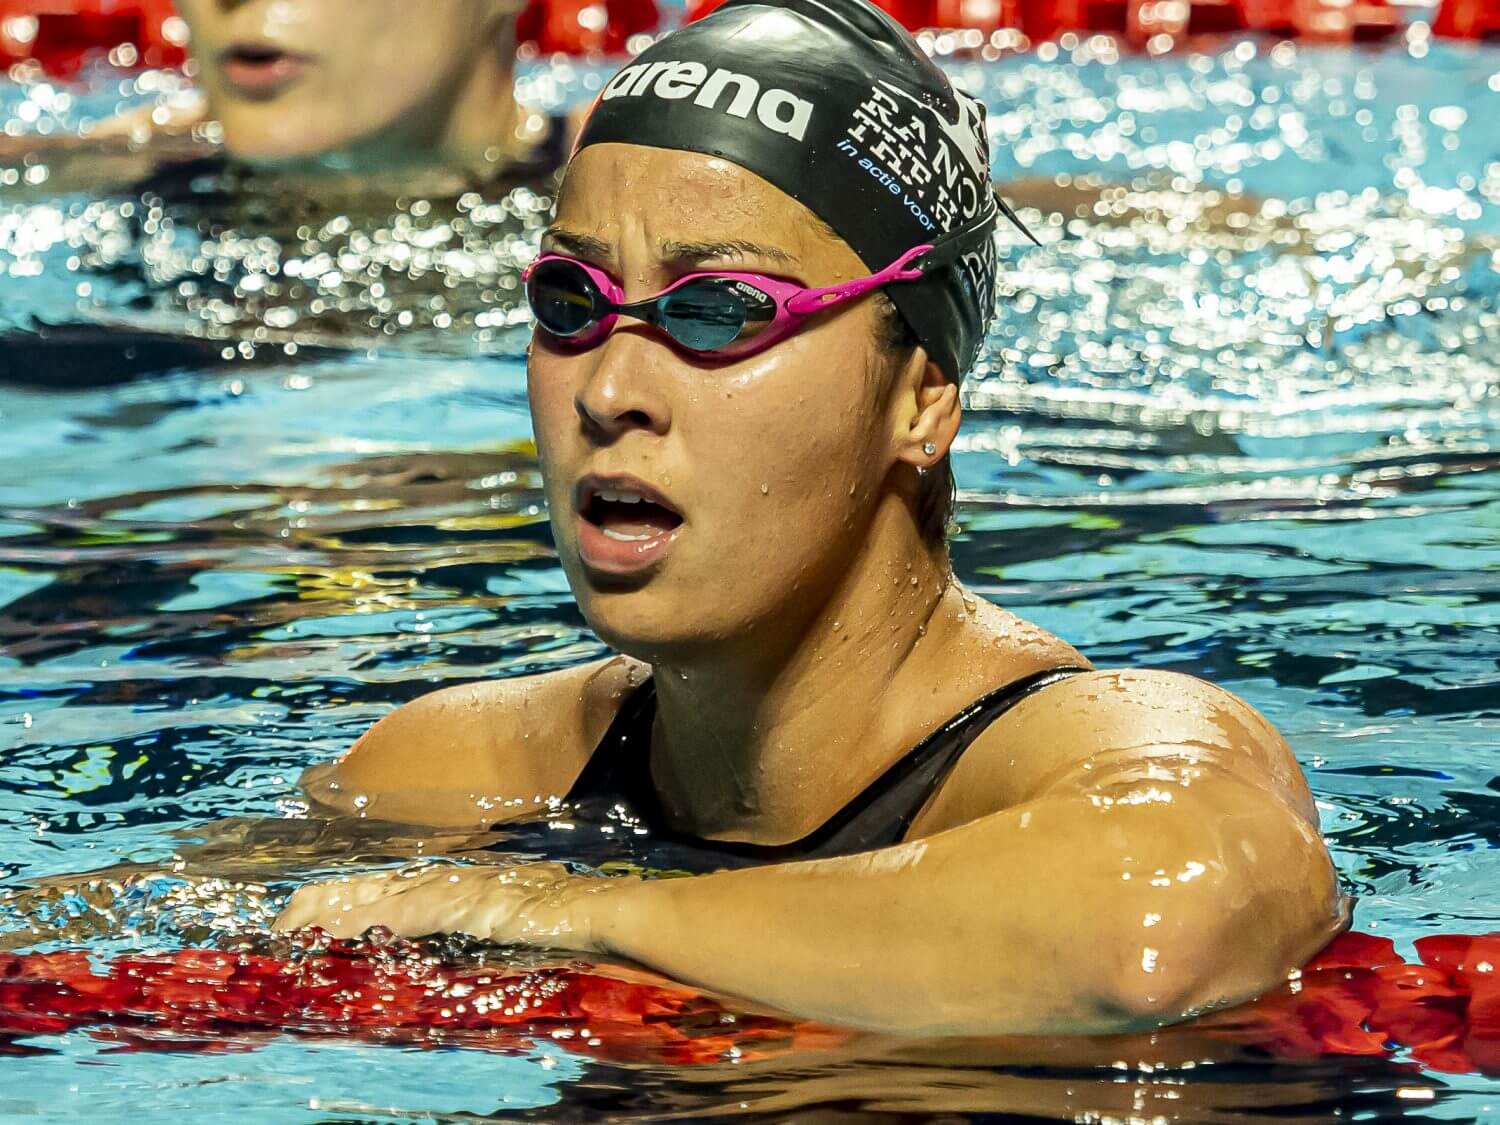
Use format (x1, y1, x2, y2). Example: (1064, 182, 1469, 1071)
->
(1000, 175, 1270, 236)
(576, 671, 1345, 1035)
(300, 657, 643, 828)
(0, 95, 209, 197)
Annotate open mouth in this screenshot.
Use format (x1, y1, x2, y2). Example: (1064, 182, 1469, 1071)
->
(580, 483, 683, 542)
(217, 44, 312, 95)
(574, 476, 684, 576)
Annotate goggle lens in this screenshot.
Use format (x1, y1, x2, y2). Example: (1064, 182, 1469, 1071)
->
(657, 278, 774, 352)
(526, 260, 781, 355)
(527, 259, 601, 339)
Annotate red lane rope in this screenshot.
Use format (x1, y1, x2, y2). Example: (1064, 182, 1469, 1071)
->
(0, 931, 847, 1063)
(1, 929, 1496, 1071)
(0, 0, 1492, 75)
(1184, 930, 1500, 1075)
(0, 0, 664, 74)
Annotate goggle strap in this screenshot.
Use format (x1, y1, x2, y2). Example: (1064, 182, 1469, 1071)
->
(905, 188, 1040, 274)
(995, 187, 1043, 247)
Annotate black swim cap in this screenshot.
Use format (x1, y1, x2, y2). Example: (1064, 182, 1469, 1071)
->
(571, 0, 1036, 380)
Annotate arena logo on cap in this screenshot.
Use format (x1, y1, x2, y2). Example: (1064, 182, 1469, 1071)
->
(601, 60, 814, 142)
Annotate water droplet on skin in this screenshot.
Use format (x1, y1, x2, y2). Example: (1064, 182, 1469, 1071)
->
(760, 483, 769, 495)
(832, 621, 842, 632)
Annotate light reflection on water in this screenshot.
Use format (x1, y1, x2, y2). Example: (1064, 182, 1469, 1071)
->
(0, 31, 1497, 1123)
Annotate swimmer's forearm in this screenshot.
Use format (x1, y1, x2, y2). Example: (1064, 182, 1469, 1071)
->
(586, 785, 1343, 1035)
(298, 761, 563, 829)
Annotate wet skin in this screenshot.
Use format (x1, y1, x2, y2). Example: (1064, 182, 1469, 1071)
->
(277, 145, 1347, 1036)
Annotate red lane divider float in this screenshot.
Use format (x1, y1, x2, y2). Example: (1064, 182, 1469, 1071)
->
(687, 0, 1435, 40)
(0, 931, 847, 1063)
(0, 0, 660, 74)
(1432, 0, 1500, 38)
(0, 0, 184, 74)
(515, 0, 660, 57)
(1195, 930, 1500, 1076)
(1, 929, 1497, 1072)
(0, 0, 1492, 73)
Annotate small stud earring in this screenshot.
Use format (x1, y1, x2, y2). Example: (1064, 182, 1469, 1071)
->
(922, 442, 937, 456)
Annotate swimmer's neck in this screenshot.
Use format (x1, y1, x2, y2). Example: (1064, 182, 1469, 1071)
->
(646, 492, 976, 845)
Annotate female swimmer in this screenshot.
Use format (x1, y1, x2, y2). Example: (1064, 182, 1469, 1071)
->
(7, 0, 557, 192)
(0, 1, 570, 385)
(275, 0, 1347, 1035)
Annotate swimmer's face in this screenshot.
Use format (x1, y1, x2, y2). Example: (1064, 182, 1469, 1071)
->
(176, 0, 516, 162)
(529, 144, 919, 659)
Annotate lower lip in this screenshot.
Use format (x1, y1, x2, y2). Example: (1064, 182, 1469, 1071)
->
(219, 54, 311, 96)
(576, 516, 682, 577)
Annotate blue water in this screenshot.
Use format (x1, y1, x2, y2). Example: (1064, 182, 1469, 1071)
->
(1, 30, 1499, 1122)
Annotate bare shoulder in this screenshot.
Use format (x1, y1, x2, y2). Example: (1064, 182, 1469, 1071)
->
(302, 655, 647, 826)
(912, 668, 1317, 836)
(936, 593, 1091, 685)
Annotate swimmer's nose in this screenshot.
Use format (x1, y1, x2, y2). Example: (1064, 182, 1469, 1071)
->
(574, 337, 671, 442)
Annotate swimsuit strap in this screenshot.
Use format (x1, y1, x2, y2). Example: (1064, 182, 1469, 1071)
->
(566, 665, 1090, 861)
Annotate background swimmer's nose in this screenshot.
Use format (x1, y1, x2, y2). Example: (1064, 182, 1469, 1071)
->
(573, 336, 672, 443)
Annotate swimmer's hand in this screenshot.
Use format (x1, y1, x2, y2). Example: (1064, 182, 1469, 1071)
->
(272, 862, 635, 951)
(0, 93, 210, 197)
(84, 93, 209, 144)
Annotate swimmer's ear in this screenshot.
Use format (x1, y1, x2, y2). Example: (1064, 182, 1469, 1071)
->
(892, 350, 960, 470)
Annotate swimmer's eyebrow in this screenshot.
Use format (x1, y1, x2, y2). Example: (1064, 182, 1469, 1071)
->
(541, 227, 613, 261)
(539, 230, 797, 270)
(659, 239, 796, 268)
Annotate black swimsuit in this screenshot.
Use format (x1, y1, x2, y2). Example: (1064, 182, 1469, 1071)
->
(564, 665, 1089, 865)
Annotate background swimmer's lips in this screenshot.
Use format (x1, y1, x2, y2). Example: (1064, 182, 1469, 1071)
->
(217, 43, 314, 98)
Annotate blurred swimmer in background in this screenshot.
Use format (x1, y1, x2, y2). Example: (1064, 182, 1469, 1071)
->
(7, 0, 563, 188)
(175, 0, 546, 171)
(0, 0, 573, 384)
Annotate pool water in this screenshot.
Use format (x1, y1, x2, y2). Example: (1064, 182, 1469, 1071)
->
(2, 29, 1499, 1122)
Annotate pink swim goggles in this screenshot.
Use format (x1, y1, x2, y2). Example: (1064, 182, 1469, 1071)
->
(522, 210, 995, 361)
